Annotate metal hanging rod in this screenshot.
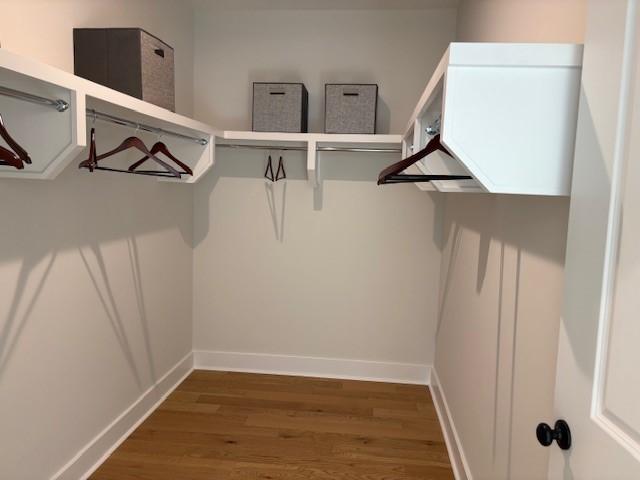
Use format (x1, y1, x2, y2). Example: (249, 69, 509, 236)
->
(0, 85, 69, 112)
(87, 109, 209, 146)
(218, 143, 401, 153)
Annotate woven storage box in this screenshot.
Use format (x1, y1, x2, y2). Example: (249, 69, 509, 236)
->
(74, 28, 175, 112)
(252, 83, 309, 133)
(325, 84, 378, 134)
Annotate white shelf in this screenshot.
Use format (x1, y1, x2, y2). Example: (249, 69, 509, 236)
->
(220, 131, 402, 186)
(404, 43, 583, 196)
(0, 48, 219, 182)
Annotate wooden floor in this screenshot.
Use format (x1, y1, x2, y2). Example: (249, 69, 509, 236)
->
(90, 370, 454, 479)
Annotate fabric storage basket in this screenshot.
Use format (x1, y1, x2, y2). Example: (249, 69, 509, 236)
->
(252, 83, 309, 133)
(325, 84, 378, 134)
(74, 28, 176, 112)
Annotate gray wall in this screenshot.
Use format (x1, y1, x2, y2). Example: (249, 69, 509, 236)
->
(192, 5, 457, 369)
(0, 1, 195, 478)
(434, 1, 586, 479)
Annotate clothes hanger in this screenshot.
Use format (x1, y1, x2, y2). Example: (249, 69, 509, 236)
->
(264, 154, 275, 182)
(377, 134, 472, 185)
(0, 144, 23, 169)
(80, 127, 98, 170)
(0, 112, 31, 165)
(275, 155, 286, 181)
(79, 129, 181, 178)
(128, 141, 193, 176)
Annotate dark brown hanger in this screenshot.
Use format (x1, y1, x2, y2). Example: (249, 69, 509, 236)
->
(0, 113, 31, 165)
(378, 134, 472, 185)
(275, 156, 286, 181)
(0, 145, 23, 170)
(264, 155, 275, 182)
(79, 129, 181, 178)
(128, 141, 193, 176)
(80, 127, 98, 170)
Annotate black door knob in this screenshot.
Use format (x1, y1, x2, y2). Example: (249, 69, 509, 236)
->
(536, 420, 571, 450)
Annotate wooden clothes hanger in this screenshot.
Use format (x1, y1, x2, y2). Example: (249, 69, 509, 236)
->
(264, 155, 286, 182)
(377, 134, 472, 185)
(0, 145, 23, 169)
(79, 128, 182, 178)
(0, 112, 31, 167)
(275, 156, 286, 181)
(264, 155, 275, 182)
(128, 141, 193, 176)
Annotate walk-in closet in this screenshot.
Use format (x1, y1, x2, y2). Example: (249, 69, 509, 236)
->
(1, 1, 639, 479)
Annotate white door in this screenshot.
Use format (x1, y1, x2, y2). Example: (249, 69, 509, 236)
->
(548, 0, 640, 478)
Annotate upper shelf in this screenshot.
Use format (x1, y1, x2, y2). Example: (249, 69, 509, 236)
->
(404, 43, 584, 196)
(0, 48, 218, 182)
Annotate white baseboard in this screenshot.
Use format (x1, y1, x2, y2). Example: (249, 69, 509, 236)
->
(52, 352, 194, 480)
(429, 368, 473, 480)
(194, 350, 430, 385)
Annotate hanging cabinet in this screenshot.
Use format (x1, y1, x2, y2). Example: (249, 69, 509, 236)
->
(404, 43, 583, 195)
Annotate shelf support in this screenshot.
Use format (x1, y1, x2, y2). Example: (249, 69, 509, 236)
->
(307, 139, 318, 187)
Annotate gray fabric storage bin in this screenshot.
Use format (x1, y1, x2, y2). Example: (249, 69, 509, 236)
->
(325, 84, 378, 134)
(252, 83, 308, 133)
(74, 28, 175, 112)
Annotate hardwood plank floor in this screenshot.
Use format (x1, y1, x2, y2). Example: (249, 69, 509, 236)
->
(90, 371, 454, 480)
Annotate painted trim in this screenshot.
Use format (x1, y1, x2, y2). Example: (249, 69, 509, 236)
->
(52, 352, 194, 480)
(430, 368, 473, 480)
(194, 350, 430, 385)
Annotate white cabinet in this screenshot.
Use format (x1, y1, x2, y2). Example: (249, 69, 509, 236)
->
(406, 43, 583, 195)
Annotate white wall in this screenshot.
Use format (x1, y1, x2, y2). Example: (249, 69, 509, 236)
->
(434, 1, 586, 479)
(192, 5, 457, 375)
(456, 0, 586, 43)
(192, 5, 457, 133)
(0, 1, 195, 478)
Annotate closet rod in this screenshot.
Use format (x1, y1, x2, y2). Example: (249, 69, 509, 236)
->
(0, 85, 69, 112)
(86, 109, 209, 146)
(218, 144, 401, 153)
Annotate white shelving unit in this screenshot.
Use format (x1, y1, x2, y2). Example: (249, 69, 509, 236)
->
(219, 131, 402, 186)
(0, 43, 583, 193)
(0, 48, 218, 182)
(404, 43, 583, 196)
(0, 48, 401, 185)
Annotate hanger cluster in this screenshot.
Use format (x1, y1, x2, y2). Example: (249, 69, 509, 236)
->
(264, 155, 286, 182)
(79, 127, 193, 178)
(0, 113, 31, 170)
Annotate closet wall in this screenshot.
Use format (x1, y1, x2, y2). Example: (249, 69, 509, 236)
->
(0, 1, 195, 479)
(0, 0, 195, 114)
(192, 4, 456, 377)
(434, 1, 586, 479)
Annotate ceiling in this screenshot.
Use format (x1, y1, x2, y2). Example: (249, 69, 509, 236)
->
(192, 0, 459, 10)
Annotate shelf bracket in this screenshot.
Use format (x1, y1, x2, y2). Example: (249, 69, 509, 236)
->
(307, 139, 319, 187)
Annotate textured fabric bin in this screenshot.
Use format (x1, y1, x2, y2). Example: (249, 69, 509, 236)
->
(74, 28, 175, 112)
(253, 83, 309, 133)
(325, 84, 378, 134)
